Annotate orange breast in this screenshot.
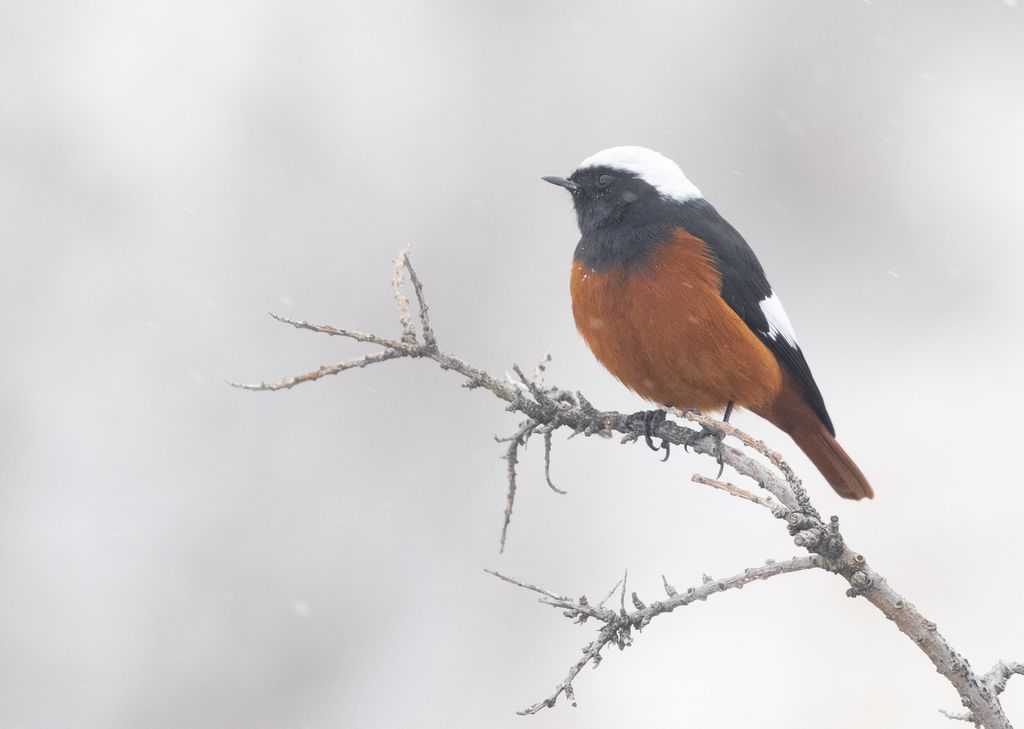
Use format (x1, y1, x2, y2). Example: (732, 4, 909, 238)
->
(570, 228, 782, 412)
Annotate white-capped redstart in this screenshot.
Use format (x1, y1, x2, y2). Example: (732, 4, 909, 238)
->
(544, 146, 872, 500)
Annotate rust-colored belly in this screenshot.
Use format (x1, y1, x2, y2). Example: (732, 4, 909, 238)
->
(570, 229, 782, 412)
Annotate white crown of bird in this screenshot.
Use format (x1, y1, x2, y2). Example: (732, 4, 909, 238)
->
(577, 146, 703, 203)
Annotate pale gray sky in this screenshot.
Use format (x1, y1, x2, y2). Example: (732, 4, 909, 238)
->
(1, 1, 1023, 727)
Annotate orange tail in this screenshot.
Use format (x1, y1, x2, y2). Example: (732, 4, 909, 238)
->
(756, 378, 874, 500)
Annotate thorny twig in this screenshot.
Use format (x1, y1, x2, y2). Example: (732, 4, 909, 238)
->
(489, 556, 822, 715)
(233, 250, 1022, 729)
(495, 419, 537, 552)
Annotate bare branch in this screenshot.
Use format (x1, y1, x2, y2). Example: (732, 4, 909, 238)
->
(691, 473, 778, 509)
(661, 574, 678, 597)
(268, 313, 409, 350)
(987, 661, 1024, 696)
(517, 628, 606, 714)
(392, 248, 418, 344)
(500, 556, 821, 714)
(483, 568, 568, 602)
(942, 661, 1024, 725)
(679, 409, 814, 515)
(228, 349, 406, 391)
(497, 420, 538, 553)
(940, 708, 980, 725)
(237, 250, 1021, 729)
(542, 428, 566, 494)
(396, 248, 437, 349)
(597, 578, 624, 608)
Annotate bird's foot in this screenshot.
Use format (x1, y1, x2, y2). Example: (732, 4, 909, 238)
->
(686, 422, 728, 477)
(679, 408, 703, 453)
(628, 409, 671, 461)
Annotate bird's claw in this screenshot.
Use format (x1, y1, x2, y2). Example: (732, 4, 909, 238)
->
(628, 408, 728, 471)
(630, 409, 671, 461)
(686, 424, 728, 477)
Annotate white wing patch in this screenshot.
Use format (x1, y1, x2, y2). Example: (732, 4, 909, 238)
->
(577, 146, 702, 203)
(759, 290, 799, 348)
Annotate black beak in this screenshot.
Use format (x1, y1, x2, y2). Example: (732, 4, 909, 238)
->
(542, 176, 579, 192)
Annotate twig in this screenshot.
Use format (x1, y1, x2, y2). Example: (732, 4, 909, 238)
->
(597, 578, 624, 608)
(542, 429, 566, 494)
(483, 568, 568, 602)
(268, 313, 408, 350)
(496, 556, 821, 714)
(497, 420, 539, 552)
(691, 473, 778, 509)
(228, 349, 406, 391)
(392, 248, 418, 343)
(679, 409, 814, 516)
(940, 708, 980, 725)
(396, 248, 436, 349)
(988, 661, 1024, 696)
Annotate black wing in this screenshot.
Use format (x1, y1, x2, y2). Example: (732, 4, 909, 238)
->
(672, 200, 835, 435)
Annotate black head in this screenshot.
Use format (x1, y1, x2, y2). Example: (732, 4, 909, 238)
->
(543, 166, 665, 235)
(544, 146, 705, 269)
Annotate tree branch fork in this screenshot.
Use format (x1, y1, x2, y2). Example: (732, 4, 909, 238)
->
(231, 250, 1021, 728)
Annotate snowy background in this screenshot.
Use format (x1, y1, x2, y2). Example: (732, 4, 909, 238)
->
(2, 1, 1023, 727)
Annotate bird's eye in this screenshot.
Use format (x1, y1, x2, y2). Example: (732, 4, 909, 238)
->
(597, 174, 612, 187)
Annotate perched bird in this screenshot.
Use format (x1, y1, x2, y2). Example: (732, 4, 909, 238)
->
(543, 146, 872, 499)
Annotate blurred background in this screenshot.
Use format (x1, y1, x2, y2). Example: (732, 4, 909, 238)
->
(2, 1, 1023, 727)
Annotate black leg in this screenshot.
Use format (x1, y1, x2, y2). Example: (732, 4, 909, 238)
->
(682, 408, 700, 453)
(642, 409, 664, 450)
(643, 409, 671, 461)
(684, 407, 731, 477)
(628, 409, 671, 461)
(713, 401, 734, 476)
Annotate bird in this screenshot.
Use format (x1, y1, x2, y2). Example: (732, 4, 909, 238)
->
(543, 146, 872, 500)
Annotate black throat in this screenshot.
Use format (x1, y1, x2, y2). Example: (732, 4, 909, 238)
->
(573, 196, 717, 272)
